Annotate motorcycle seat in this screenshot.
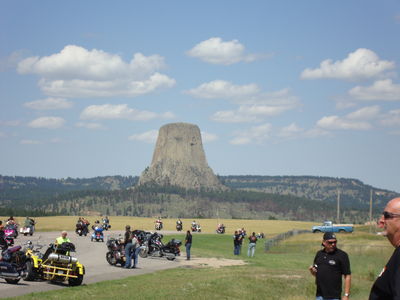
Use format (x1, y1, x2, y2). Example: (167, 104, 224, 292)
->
(4, 245, 21, 254)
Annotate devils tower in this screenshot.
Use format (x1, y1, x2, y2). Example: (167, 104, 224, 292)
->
(138, 122, 227, 190)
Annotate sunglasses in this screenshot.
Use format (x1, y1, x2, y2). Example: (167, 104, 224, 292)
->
(382, 211, 400, 219)
(326, 241, 337, 245)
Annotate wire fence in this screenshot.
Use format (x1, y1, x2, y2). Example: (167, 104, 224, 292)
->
(264, 229, 311, 252)
(264, 229, 393, 256)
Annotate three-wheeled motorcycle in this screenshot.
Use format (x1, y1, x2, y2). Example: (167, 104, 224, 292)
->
(24, 241, 85, 286)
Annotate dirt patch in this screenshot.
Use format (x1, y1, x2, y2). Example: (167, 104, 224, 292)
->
(178, 257, 247, 268)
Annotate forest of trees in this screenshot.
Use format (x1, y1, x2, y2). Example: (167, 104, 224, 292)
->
(1, 175, 398, 223)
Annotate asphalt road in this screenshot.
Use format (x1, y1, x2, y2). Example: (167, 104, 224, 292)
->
(0, 230, 187, 298)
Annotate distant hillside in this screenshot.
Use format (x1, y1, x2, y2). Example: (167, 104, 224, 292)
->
(220, 175, 398, 210)
(1, 174, 398, 222)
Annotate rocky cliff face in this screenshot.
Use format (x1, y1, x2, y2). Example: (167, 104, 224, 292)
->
(138, 122, 227, 190)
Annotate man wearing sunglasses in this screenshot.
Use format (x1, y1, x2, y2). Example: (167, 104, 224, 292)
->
(370, 197, 400, 299)
(309, 232, 351, 300)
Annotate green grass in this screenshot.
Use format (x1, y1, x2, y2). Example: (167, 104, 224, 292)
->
(6, 232, 393, 300)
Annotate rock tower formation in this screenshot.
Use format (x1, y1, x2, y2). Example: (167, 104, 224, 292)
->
(138, 122, 227, 190)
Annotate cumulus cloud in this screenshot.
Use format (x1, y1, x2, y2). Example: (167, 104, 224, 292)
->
(17, 45, 176, 98)
(315, 106, 381, 131)
(349, 79, 400, 101)
(211, 88, 301, 123)
(0, 50, 29, 71)
(24, 97, 73, 110)
(75, 122, 105, 130)
(345, 105, 381, 120)
(80, 104, 175, 121)
(186, 37, 267, 65)
(185, 80, 259, 99)
(381, 109, 400, 127)
(230, 123, 272, 145)
(277, 123, 304, 138)
(20, 139, 42, 145)
(301, 48, 395, 80)
(128, 129, 159, 143)
(28, 116, 65, 129)
(201, 131, 218, 143)
(0, 120, 21, 127)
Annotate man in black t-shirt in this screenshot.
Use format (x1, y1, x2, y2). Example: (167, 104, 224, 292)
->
(369, 197, 400, 299)
(309, 232, 351, 300)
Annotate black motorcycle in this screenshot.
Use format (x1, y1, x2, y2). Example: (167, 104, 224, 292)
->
(176, 223, 183, 231)
(0, 244, 27, 284)
(75, 222, 89, 236)
(105, 236, 125, 267)
(139, 232, 181, 261)
(216, 225, 225, 234)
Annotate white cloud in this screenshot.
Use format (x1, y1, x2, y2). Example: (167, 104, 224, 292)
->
(345, 105, 381, 120)
(20, 139, 42, 145)
(0, 50, 29, 71)
(201, 131, 218, 143)
(316, 116, 371, 130)
(185, 80, 259, 99)
(128, 129, 159, 143)
(349, 79, 400, 101)
(75, 122, 105, 130)
(0, 120, 21, 127)
(28, 116, 65, 129)
(186, 37, 266, 65)
(301, 48, 395, 80)
(230, 123, 272, 145)
(211, 88, 301, 123)
(24, 97, 73, 110)
(17, 45, 176, 98)
(80, 104, 175, 121)
(316, 106, 382, 131)
(381, 109, 400, 127)
(277, 123, 304, 138)
(211, 110, 260, 123)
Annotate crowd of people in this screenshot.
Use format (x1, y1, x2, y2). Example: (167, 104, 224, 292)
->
(5, 197, 400, 299)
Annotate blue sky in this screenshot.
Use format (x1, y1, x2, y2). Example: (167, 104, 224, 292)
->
(1, 1, 399, 193)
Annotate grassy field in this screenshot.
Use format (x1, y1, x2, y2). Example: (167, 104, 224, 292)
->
(0, 216, 316, 237)
(3, 224, 393, 300)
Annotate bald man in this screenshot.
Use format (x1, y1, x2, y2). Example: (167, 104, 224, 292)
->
(370, 197, 400, 299)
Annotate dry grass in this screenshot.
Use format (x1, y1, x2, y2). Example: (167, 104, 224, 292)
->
(0, 216, 316, 236)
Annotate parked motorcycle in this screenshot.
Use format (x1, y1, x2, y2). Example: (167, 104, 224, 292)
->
(24, 241, 85, 286)
(139, 232, 181, 261)
(216, 224, 225, 234)
(4, 224, 18, 239)
(191, 223, 201, 232)
(102, 218, 111, 231)
(91, 225, 104, 242)
(0, 244, 27, 284)
(155, 221, 163, 231)
(105, 236, 126, 267)
(19, 226, 34, 236)
(4, 236, 14, 247)
(176, 221, 183, 231)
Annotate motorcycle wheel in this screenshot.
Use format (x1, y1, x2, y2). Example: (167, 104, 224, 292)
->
(68, 274, 83, 286)
(139, 248, 148, 258)
(106, 252, 117, 265)
(5, 278, 20, 284)
(166, 257, 175, 261)
(23, 260, 36, 281)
